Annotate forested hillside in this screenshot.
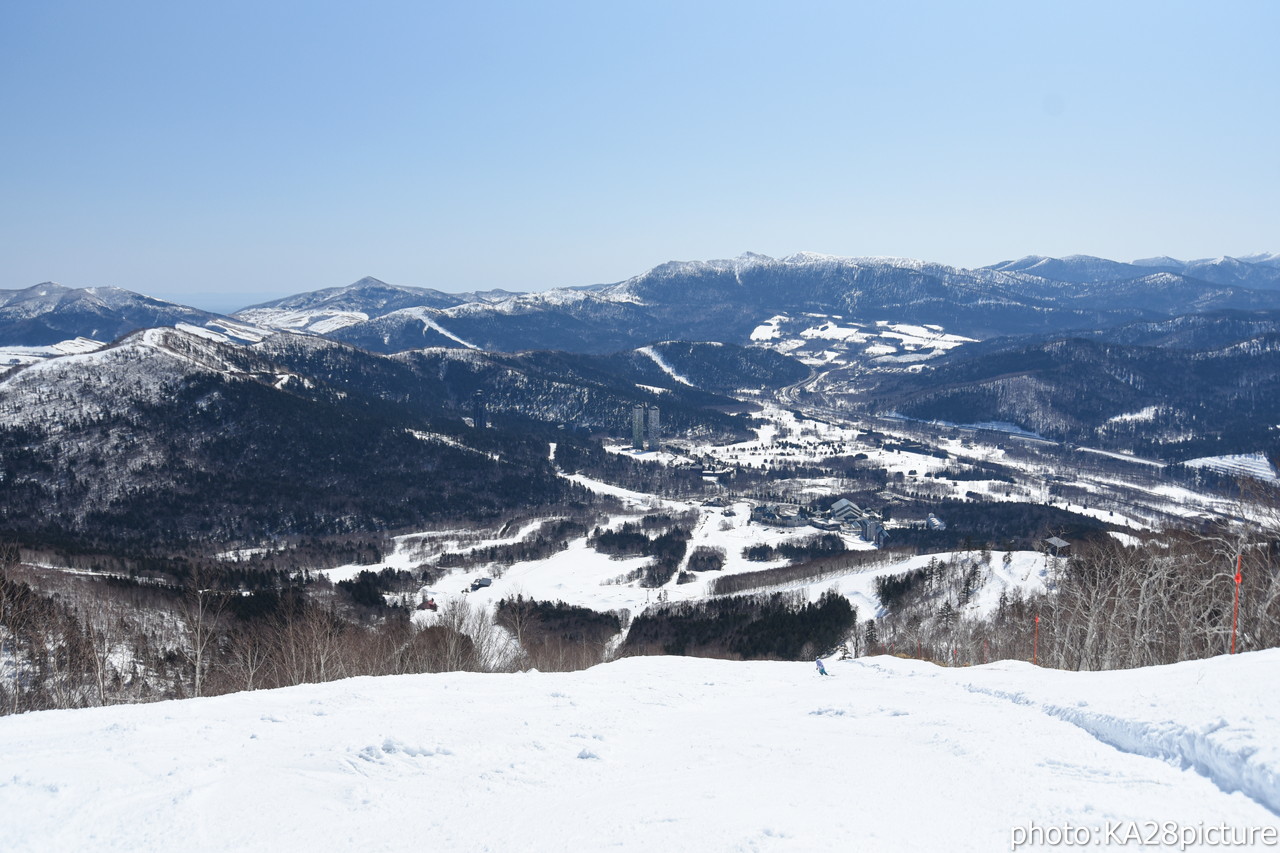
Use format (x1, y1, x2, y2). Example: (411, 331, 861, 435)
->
(870, 334, 1280, 460)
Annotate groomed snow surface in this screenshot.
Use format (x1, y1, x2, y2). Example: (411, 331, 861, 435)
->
(3, 651, 1278, 852)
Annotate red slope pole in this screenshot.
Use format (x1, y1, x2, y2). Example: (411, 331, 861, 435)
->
(1231, 554, 1242, 655)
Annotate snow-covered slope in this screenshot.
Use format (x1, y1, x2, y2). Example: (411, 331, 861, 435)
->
(2, 651, 1277, 852)
(1183, 452, 1280, 484)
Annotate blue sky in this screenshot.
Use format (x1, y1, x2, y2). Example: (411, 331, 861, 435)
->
(1, 1, 1276, 312)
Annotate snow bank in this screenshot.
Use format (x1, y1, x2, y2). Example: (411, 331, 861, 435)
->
(955, 651, 1280, 816)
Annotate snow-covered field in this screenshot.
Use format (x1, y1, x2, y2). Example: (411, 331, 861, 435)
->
(748, 314, 972, 367)
(2, 651, 1277, 852)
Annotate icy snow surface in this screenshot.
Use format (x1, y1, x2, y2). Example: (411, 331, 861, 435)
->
(2, 652, 1278, 852)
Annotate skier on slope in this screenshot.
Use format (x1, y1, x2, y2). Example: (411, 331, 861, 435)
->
(815, 657, 830, 676)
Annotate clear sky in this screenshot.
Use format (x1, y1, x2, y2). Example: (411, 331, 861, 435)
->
(1, 1, 1277, 312)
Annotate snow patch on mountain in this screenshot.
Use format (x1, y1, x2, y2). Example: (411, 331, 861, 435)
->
(385, 308, 480, 349)
(1183, 453, 1280, 484)
(750, 315, 787, 341)
(637, 346, 695, 386)
(1106, 406, 1160, 424)
(406, 429, 497, 459)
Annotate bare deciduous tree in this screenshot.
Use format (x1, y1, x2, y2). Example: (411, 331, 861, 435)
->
(177, 567, 230, 697)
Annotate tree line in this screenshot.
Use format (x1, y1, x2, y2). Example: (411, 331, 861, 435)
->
(865, 530, 1280, 669)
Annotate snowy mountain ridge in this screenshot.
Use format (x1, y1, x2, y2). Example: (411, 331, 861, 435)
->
(0, 327, 295, 431)
(8, 250, 1280, 356)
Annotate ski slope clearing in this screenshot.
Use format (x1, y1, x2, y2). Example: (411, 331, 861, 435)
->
(637, 345, 695, 386)
(0, 336, 105, 366)
(2, 652, 1278, 852)
(1184, 452, 1280, 485)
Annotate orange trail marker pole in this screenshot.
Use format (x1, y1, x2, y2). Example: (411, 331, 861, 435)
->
(1231, 554, 1242, 655)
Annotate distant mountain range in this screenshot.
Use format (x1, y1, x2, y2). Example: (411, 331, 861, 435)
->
(985, 252, 1280, 288)
(4, 250, 1280, 553)
(6, 251, 1280, 354)
(295, 253, 1280, 353)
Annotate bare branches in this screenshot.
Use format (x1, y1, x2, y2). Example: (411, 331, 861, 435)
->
(175, 566, 231, 698)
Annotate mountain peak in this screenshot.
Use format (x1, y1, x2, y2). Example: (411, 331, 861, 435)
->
(1131, 256, 1185, 268)
(349, 276, 392, 289)
(17, 282, 73, 297)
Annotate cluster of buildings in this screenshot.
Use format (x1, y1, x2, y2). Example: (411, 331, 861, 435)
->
(632, 404, 661, 450)
(828, 498, 888, 546)
(748, 504, 810, 528)
(747, 497, 889, 546)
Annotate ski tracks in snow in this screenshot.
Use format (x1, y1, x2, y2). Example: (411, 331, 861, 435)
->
(854, 654, 1280, 819)
(962, 682, 1280, 816)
